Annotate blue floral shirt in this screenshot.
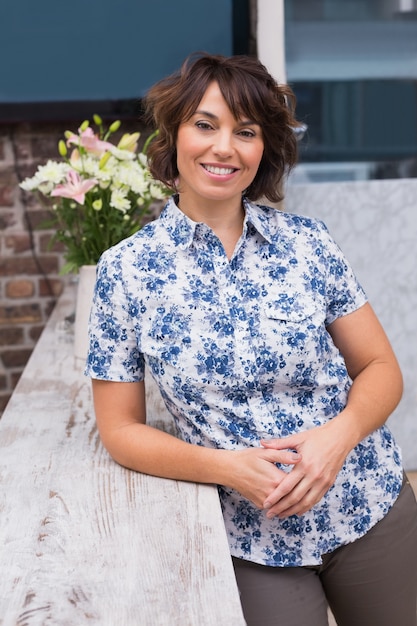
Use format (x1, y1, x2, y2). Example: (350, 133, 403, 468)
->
(85, 197, 403, 567)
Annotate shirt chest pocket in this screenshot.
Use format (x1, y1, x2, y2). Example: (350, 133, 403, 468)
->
(264, 293, 317, 321)
(262, 296, 322, 348)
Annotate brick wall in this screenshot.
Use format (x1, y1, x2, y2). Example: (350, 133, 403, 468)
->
(0, 122, 66, 413)
(0, 117, 148, 416)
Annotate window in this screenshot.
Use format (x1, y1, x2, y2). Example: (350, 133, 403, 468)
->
(285, 0, 417, 180)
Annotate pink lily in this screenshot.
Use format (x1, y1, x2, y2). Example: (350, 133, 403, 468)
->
(66, 127, 114, 156)
(51, 170, 97, 205)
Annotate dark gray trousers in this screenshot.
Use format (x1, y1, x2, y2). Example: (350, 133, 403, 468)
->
(233, 473, 417, 626)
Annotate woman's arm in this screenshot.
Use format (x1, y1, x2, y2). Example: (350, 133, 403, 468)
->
(261, 302, 403, 518)
(92, 378, 300, 509)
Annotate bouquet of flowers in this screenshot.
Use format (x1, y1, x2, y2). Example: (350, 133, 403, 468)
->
(20, 115, 168, 273)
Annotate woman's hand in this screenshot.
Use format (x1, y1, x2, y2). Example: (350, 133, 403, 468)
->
(223, 447, 301, 509)
(260, 419, 352, 518)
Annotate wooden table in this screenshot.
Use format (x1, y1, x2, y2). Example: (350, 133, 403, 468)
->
(0, 287, 245, 625)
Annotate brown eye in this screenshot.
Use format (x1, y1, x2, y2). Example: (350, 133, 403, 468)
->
(196, 121, 213, 131)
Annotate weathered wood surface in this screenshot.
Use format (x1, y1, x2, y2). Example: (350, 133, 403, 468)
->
(0, 287, 245, 626)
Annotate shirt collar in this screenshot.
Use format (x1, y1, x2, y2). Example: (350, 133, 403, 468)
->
(242, 198, 275, 244)
(160, 195, 275, 249)
(159, 197, 197, 250)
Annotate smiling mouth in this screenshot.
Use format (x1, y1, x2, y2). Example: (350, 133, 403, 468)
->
(202, 164, 237, 175)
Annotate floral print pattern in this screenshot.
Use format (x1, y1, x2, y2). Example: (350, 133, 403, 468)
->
(85, 197, 403, 567)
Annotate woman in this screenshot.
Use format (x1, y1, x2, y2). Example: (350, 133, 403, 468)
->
(85, 53, 417, 626)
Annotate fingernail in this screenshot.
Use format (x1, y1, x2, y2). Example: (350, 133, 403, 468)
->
(264, 501, 272, 509)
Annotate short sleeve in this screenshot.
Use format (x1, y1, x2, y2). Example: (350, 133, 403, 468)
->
(317, 221, 368, 325)
(84, 249, 145, 382)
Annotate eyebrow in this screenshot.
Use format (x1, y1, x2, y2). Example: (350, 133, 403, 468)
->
(193, 109, 259, 127)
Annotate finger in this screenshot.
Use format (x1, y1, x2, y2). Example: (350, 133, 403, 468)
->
(267, 450, 301, 465)
(266, 482, 327, 519)
(260, 436, 299, 451)
(270, 490, 322, 518)
(263, 470, 302, 509)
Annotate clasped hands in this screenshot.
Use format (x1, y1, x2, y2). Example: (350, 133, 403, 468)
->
(230, 424, 348, 519)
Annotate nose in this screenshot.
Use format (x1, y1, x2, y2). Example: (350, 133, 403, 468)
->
(212, 130, 234, 157)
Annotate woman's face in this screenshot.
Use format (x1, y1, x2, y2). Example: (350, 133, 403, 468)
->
(176, 81, 264, 208)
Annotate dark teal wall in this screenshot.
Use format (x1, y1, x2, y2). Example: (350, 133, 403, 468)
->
(0, 0, 233, 103)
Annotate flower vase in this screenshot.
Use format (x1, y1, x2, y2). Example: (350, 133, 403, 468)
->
(74, 264, 97, 361)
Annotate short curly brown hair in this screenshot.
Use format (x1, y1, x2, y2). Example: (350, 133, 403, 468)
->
(144, 52, 301, 203)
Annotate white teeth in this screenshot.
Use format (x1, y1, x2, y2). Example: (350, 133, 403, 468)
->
(204, 165, 235, 175)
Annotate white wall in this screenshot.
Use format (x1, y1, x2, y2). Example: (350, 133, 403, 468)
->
(256, 0, 286, 82)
